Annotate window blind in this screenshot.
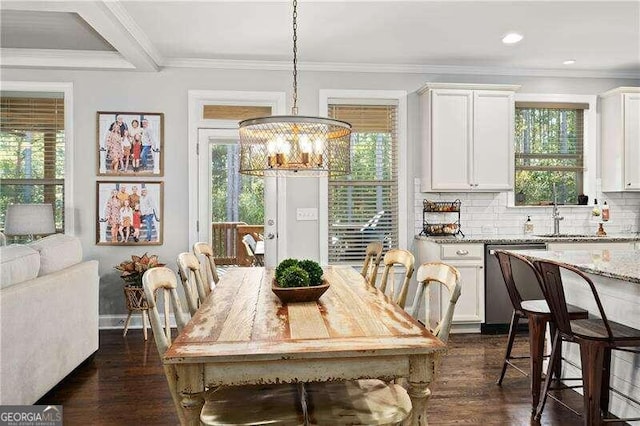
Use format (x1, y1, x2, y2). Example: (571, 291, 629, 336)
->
(0, 96, 65, 230)
(327, 103, 398, 263)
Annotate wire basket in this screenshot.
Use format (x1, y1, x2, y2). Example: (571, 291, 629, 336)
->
(423, 199, 461, 212)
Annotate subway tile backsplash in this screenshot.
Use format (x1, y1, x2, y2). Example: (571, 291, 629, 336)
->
(414, 179, 640, 237)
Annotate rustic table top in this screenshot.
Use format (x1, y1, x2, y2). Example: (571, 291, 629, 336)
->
(164, 265, 445, 364)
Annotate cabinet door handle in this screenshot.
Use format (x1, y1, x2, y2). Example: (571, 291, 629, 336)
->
(628, 183, 632, 186)
(456, 249, 469, 256)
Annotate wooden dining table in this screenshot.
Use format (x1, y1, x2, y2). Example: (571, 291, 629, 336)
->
(164, 265, 446, 426)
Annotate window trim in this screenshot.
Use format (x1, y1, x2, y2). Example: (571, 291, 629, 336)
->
(318, 90, 407, 265)
(508, 93, 596, 208)
(1, 81, 74, 233)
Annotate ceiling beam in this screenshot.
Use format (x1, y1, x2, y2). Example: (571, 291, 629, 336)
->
(0, 0, 160, 71)
(0, 48, 135, 70)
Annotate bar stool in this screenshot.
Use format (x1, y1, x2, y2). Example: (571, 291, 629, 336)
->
(534, 259, 640, 425)
(493, 251, 588, 411)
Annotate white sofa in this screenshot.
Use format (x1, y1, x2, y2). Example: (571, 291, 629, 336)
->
(0, 234, 99, 405)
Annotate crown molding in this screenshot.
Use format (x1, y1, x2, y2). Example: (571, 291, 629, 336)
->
(0, 48, 135, 70)
(164, 57, 640, 80)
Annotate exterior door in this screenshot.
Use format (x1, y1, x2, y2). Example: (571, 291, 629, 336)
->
(197, 128, 280, 266)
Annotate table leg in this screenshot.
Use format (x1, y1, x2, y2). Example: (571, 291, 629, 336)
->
(180, 392, 204, 426)
(406, 354, 436, 426)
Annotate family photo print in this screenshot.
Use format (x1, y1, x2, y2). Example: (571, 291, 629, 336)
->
(97, 112, 164, 176)
(96, 181, 163, 246)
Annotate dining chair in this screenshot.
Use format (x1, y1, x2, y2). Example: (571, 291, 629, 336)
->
(242, 234, 258, 266)
(533, 259, 640, 425)
(378, 249, 415, 309)
(143, 267, 306, 426)
(412, 262, 462, 344)
(360, 241, 383, 287)
(177, 252, 209, 316)
(304, 253, 417, 425)
(493, 251, 587, 411)
(193, 242, 220, 287)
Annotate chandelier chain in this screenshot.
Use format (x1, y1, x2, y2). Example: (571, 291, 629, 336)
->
(292, 0, 298, 114)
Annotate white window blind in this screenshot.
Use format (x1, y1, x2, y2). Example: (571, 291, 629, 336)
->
(327, 103, 398, 263)
(0, 95, 65, 230)
(514, 102, 586, 205)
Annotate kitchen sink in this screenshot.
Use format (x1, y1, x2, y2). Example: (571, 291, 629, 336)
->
(535, 234, 595, 238)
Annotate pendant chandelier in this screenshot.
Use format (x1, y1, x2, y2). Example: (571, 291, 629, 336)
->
(238, 0, 352, 177)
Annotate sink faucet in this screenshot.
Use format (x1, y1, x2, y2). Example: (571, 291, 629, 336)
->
(552, 183, 564, 235)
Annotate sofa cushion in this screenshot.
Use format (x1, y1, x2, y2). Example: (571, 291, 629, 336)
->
(0, 245, 40, 289)
(29, 234, 83, 276)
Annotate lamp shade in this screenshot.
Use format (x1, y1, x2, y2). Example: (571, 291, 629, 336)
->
(4, 203, 56, 236)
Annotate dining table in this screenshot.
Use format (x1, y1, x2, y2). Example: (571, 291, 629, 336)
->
(164, 265, 446, 426)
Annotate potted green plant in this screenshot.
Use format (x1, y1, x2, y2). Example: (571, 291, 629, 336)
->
(272, 258, 329, 303)
(116, 253, 165, 311)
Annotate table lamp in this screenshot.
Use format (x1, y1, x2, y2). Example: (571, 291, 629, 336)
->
(4, 203, 56, 241)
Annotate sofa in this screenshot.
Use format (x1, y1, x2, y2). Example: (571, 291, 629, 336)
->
(0, 234, 99, 405)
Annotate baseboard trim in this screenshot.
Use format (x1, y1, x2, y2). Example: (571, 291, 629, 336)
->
(99, 314, 175, 330)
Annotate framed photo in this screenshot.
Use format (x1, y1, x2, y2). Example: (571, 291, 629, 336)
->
(97, 112, 164, 176)
(96, 181, 164, 246)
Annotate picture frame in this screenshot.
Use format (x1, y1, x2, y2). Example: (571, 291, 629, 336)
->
(97, 111, 164, 176)
(96, 181, 164, 246)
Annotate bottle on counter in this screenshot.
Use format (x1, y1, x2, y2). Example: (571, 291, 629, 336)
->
(602, 201, 610, 222)
(592, 198, 601, 217)
(524, 215, 534, 234)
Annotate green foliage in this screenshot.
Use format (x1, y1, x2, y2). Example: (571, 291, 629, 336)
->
(209, 144, 264, 225)
(514, 108, 582, 205)
(275, 258, 299, 282)
(278, 266, 310, 288)
(298, 259, 323, 286)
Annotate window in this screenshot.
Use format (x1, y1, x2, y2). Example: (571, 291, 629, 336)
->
(0, 94, 66, 230)
(514, 101, 588, 206)
(327, 103, 399, 263)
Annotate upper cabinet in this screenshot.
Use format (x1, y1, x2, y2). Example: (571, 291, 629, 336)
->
(419, 83, 520, 192)
(601, 87, 640, 191)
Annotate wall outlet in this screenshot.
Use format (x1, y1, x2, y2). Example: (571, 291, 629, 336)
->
(296, 208, 318, 221)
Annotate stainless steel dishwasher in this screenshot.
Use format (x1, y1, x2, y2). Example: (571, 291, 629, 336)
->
(482, 243, 547, 333)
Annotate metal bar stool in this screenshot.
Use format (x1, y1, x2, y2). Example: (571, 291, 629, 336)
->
(493, 250, 588, 411)
(534, 259, 640, 425)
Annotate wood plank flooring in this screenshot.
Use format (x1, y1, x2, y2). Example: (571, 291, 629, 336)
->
(38, 330, 587, 425)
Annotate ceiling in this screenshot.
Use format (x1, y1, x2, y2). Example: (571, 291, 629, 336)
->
(1, 1, 639, 78)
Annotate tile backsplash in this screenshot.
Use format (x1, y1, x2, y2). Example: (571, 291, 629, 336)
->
(414, 179, 640, 237)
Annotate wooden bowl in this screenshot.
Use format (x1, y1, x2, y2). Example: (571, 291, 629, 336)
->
(271, 279, 330, 304)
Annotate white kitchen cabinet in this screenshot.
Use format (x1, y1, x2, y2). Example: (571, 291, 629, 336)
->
(416, 240, 484, 333)
(600, 87, 640, 191)
(419, 83, 520, 192)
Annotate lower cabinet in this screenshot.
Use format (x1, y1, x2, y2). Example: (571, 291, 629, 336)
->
(416, 240, 484, 333)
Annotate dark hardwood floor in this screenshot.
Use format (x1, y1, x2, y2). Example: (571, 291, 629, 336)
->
(38, 330, 587, 425)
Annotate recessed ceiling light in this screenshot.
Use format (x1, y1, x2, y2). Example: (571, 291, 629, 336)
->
(563, 59, 576, 65)
(502, 33, 523, 44)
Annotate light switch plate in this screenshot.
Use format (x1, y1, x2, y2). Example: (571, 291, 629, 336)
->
(296, 208, 318, 221)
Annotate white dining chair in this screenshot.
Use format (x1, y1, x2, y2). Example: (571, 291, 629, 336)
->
(361, 241, 383, 287)
(177, 252, 209, 316)
(143, 267, 306, 426)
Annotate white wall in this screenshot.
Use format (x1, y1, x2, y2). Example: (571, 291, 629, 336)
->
(2, 66, 638, 317)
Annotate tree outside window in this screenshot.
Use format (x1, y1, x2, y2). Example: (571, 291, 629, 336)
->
(514, 104, 585, 205)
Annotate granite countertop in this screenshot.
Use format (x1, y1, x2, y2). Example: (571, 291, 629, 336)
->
(415, 233, 640, 244)
(505, 249, 640, 284)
